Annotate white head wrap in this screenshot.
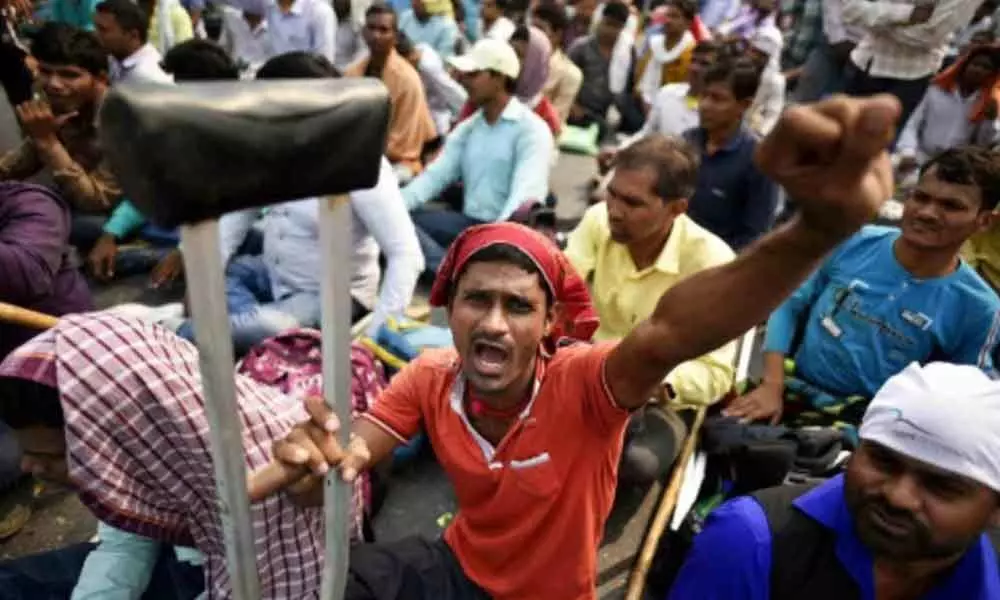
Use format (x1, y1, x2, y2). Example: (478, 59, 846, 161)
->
(859, 362, 1000, 493)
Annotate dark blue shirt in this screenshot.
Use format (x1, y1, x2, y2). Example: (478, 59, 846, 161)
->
(683, 127, 778, 251)
(668, 475, 1000, 600)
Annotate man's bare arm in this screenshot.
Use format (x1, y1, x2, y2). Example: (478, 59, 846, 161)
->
(605, 95, 900, 409)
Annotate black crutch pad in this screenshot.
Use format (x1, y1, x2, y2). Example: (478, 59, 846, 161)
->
(98, 79, 391, 227)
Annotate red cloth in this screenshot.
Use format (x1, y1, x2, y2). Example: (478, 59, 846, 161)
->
(691, 16, 711, 42)
(428, 222, 599, 351)
(932, 44, 1000, 122)
(455, 98, 562, 137)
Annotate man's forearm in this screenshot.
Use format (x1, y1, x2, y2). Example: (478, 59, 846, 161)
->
(758, 351, 786, 390)
(36, 137, 119, 211)
(644, 219, 840, 377)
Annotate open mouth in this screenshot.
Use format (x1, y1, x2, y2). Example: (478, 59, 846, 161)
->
(866, 505, 915, 539)
(471, 340, 510, 377)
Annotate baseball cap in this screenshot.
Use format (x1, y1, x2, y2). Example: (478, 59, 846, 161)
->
(447, 39, 521, 80)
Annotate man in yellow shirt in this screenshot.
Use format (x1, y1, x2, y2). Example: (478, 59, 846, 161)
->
(565, 134, 737, 484)
(963, 217, 1000, 293)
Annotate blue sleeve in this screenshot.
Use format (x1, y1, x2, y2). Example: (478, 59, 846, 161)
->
(667, 497, 772, 600)
(71, 522, 160, 600)
(497, 118, 553, 221)
(731, 168, 778, 251)
(435, 21, 459, 58)
(402, 122, 468, 210)
(952, 298, 1000, 374)
(763, 266, 829, 355)
(102, 200, 147, 240)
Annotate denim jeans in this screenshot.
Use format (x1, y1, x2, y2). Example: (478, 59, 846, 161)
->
(791, 42, 848, 104)
(176, 255, 321, 354)
(71, 214, 179, 279)
(411, 209, 485, 276)
(0, 542, 204, 600)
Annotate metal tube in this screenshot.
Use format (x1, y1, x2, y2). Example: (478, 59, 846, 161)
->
(180, 221, 262, 600)
(318, 195, 354, 599)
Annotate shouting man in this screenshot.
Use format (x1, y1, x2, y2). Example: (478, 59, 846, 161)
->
(250, 93, 906, 599)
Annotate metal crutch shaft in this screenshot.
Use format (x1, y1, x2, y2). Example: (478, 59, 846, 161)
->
(318, 194, 355, 599)
(180, 221, 262, 599)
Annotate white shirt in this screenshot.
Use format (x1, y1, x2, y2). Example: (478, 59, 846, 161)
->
(898, 86, 1000, 163)
(637, 31, 694, 105)
(266, 0, 337, 63)
(334, 20, 367, 70)
(415, 42, 467, 135)
(110, 43, 173, 84)
(822, 0, 865, 44)
(219, 7, 274, 78)
(844, 0, 983, 80)
(217, 156, 424, 333)
(624, 83, 699, 146)
(484, 16, 516, 41)
(748, 69, 786, 137)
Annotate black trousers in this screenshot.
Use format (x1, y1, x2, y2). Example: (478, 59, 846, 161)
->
(346, 537, 491, 600)
(842, 62, 931, 146)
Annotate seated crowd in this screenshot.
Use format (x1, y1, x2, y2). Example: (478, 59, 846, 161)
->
(0, 0, 999, 598)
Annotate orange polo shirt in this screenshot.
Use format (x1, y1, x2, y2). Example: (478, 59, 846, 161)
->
(363, 342, 629, 599)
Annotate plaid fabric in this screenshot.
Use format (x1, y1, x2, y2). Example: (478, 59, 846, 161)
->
(781, 0, 824, 68)
(237, 329, 387, 542)
(0, 313, 325, 599)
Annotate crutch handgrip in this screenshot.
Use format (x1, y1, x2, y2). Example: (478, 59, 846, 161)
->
(99, 79, 390, 227)
(247, 461, 309, 503)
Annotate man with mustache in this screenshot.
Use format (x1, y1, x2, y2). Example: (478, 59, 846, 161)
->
(670, 361, 1000, 599)
(248, 94, 907, 599)
(727, 145, 1000, 427)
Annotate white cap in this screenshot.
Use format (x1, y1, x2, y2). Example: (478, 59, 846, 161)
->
(447, 39, 521, 80)
(859, 362, 1000, 493)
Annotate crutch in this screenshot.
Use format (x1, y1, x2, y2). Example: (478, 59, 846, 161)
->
(624, 327, 759, 599)
(0, 302, 59, 330)
(98, 78, 391, 599)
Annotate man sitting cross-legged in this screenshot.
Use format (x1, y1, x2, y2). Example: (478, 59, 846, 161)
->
(173, 52, 424, 353)
(250, 94, 908, 599)
(726, 146, 1000, 432)
(566, 135, 736, 484)
(402, 38, 553, 276)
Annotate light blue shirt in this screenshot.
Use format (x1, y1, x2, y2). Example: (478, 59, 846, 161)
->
(402, 98, 553, 223)
(764, 226, 1000, 397)
(71, 522, 205, 600)
(399, 10, 460, 58)
(699, 0, 740, 30)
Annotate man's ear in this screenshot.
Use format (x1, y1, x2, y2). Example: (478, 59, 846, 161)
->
(669, 197, 689, 217)
(544, 302, 563, 336)
(975, 208, 999, 233)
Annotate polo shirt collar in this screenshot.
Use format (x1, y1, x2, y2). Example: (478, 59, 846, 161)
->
(794, 475, 1000, 599)
(448, 354, 547, 463)
(651, 214, 691, 275)
(473, 97, 528, 125)
(690, 125, 751, 154)
(121, 43, 157, 70)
